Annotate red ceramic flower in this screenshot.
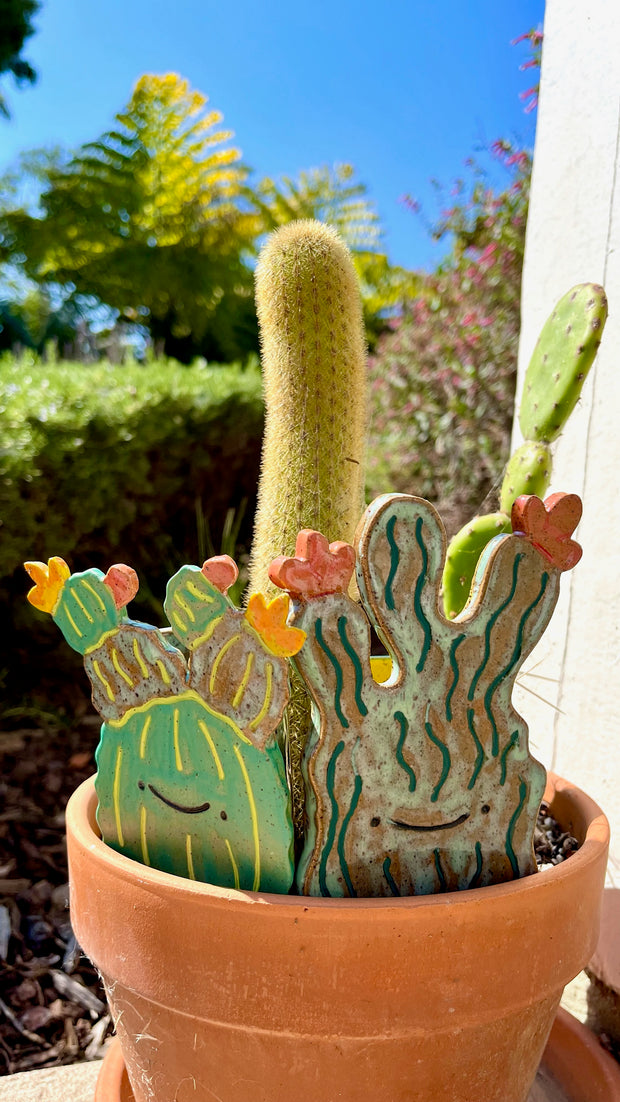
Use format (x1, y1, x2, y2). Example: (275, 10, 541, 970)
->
(201, 555, 239, 594)
(103, 564, 139, 609)
(269, 531, 355, 598)
(511, 492, 582, 571)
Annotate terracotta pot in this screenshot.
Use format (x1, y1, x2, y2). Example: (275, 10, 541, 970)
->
(66, 773, 609, 1102)
(94, 1008, 620, 1102)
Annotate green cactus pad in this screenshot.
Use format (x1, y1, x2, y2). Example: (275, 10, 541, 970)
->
(164, 566, 230, 648)
(519, 283, 607, 444)
(442, 512, 512, 620)
(499, 441, 552, 516)
(53, 569, 119, 654)
(95, 690, 294, 892)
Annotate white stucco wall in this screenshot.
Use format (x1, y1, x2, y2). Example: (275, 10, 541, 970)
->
(513, 1, 620, 873)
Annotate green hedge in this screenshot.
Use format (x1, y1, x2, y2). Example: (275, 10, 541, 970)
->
(0, 353, 264, 708)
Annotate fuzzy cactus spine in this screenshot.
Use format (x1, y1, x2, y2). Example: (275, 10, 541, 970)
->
(248, 220, 367, 597)
(248, 220, 368, 839)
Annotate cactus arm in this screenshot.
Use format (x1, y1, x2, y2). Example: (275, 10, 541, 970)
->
(84, 623, 187, 723)
(519, 283, 608, 443)
(442, 283, 606, 620)
(164, 565, 230, 648)
(355, 494, 446, 674)
(442, 514, 512, 620)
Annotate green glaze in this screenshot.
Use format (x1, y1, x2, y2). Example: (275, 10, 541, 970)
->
(53, 569, 119, 653)
(28, 556, 296, 892)
(519, 283, 608, 443)
(442, 512, 511, 621)
(94, 691, 293, 892)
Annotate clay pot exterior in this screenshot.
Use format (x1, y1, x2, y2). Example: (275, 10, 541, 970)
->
(67, 773, 609, 1102)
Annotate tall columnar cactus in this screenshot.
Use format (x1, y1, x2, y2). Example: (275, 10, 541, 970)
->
(24, 555, 305, 892)
(248, 220, 368, 598)
(270, 491, 582, 898)
(442, 283, 607, 619)
(248, 219, 369, 839)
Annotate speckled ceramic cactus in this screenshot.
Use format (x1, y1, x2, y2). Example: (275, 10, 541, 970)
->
(443, 284, 607, 619)
(270, 491, 582, 897)
(24, 555, 305, 892)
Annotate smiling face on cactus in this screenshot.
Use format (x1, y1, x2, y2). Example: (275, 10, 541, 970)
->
(25, 555, 297, 893)
(94, 692, 293, 892)
(272, 493, 581, 897)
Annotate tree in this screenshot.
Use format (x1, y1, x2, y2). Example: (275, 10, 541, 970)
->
(252, 164, 420, 345)
(0, 74, 256, 360)
(0, 0, 40, 118)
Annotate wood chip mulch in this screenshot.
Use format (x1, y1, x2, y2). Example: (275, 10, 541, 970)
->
(0, 714, 114, 1075)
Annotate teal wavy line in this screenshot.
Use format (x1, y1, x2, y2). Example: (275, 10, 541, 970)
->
(383, 855, 401, 896)
(337, 616, 368, 717)
(484, 573, 549, 756)
(446, 634, 466, 721)
(425, 713, 451, 803)
(320, 740, 345, 896)
(337, 771, 363, 897)
(414, 517, 433, 673)
(384, 514, 399, 611)
(466, 708, 486, 789)
(468, 553, 523, 701)
(500, 731, 520, 785)
(505, 776, 528, 879)
(433, 848, 447, 891)
(315, 617, 348, 729)
(468, 841, 483, 888)
(394, 710, 416, 792)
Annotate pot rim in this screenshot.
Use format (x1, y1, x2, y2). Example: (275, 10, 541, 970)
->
(68, 770, 609, 912)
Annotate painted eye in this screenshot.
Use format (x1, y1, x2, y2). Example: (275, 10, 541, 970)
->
(220, 810, 228, 821)
(481, 804, 490, 815)
(370, 816, 381, 827)
(138, 781, 145, 791)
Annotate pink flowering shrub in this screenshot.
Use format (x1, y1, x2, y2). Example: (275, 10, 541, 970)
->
(367, 143, 530, 534)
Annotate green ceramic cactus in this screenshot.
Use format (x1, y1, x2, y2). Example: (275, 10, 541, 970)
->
(25, 555, 305, 892)
(442, 283, 607, 618)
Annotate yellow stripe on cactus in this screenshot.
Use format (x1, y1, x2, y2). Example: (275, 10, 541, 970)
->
(24, 557, 70, 613)
(198, 719, 225, 779)
(250, 662, 273, 730)
(233, 743, 261, 890)
(244, 593, 306, 657)
(140, 804, 150, 866)
(185, 834, 196, 880)
(232, 651, 254, 708)
(225, 838, 240, 889)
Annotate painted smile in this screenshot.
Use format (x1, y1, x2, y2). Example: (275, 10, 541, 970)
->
(148, 784, 212, 815)
(390, 812, 470, 832)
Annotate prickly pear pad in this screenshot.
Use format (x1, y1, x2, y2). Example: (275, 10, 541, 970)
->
(25, 556, 302, 892)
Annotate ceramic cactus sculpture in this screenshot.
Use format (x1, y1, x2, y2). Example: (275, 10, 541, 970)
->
(24, 555, 305, 892)
(443, 284, 606, 619)
(270, 490, 582, 898)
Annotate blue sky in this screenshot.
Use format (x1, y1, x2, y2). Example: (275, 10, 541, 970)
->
(1, 0, 545, 271)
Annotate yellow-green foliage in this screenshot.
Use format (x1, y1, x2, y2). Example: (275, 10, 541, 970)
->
(249, 221, 368, 597)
